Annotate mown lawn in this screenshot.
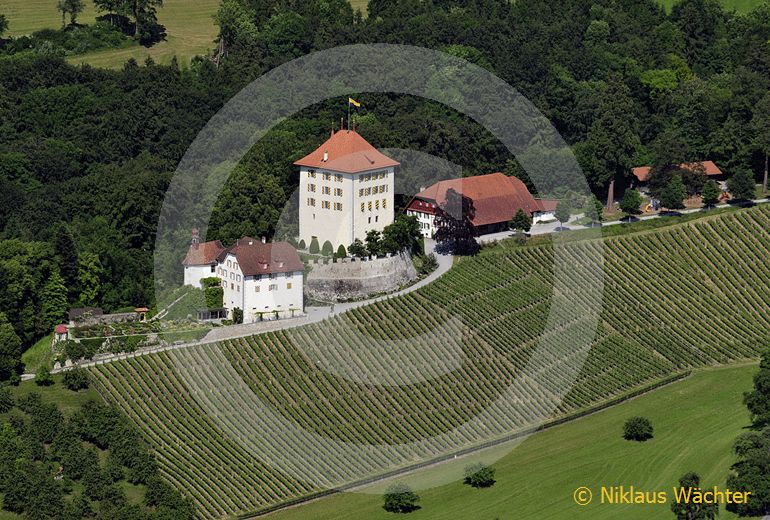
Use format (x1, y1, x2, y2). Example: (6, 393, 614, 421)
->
(3, 0, 220, 68)
(268, 364, 757, 520)
(21, 333, 53, 374)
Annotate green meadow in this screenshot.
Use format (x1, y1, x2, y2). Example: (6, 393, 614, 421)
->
(267, 364, 758, 520)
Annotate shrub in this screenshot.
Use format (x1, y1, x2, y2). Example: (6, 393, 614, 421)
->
(63, 368, 90, 391)
(309, 237, 320, 254)
(348, 239, 367, 257)
(321, 240, 334, 256)
(728, 167, 756, 201)
(232, 308, 243, 324)
(336, 244, 347, 258)
(35, 366, 54, 386)
(298, 239, 306, 250)
(204, 286, 223, 309)
(623, 416, 653, 441)
(464, 462, 496, 488)
(383, 483, 420, 513)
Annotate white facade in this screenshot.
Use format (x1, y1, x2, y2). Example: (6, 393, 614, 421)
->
(184, 264, 216, 288)
(216, 252, 303, 322)
(406, 207, 437, 238)
(299, 166, 395, 249)
(532, 210, 556, 224)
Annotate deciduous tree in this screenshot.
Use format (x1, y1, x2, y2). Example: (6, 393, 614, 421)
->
(619, 189, 643, 218)
(671, 472, 718, 519)
(510, 208, 532, 232)
(41, 270, 69, 331)
(727, 168, 756, 201)
(660, 175, 687, 210)
(701, 180, 720, 207)
(383, 483, 420, 513)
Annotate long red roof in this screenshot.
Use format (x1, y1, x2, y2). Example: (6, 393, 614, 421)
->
(293, 129, 400, 173)
(411, 173, 541, 227)
(219, 239, 304, 276)
(632, 161, 722, 182)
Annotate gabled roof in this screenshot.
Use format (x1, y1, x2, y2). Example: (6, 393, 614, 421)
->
(182, 240, 225, 266)
(219, 239, 304, 276)
(412, 173, 541, 227)
(55, 324, 68, 334)
(632, 161, 722, 182)
(293, 129, 400, 174)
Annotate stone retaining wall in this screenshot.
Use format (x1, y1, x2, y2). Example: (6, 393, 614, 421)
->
(306, 252, 418, 302)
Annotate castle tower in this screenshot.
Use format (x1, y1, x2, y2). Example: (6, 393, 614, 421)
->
(294, 128, 399, 250)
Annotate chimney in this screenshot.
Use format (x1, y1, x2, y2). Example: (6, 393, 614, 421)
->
(191, 228, 200, 249)
(331, 126, 335, 137)
(323, 151, 329, 162)
(248, 239, 253, 245)
(340, 117, 344, 131)
(261, 236, 266, 244)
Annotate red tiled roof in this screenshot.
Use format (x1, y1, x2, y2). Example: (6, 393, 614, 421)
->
(220, 240, 304, 276)
(182, 240, 225, 266)
(293, 130, 400, 173)
(406, 198, 438, 214)
(632, 161, 722, 182)
(412, 173, 540, 227)
(535, 199, 558, 212)
(55, 324, 68, 334)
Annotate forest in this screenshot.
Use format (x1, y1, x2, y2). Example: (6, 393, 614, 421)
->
(0, 0, 769, 361)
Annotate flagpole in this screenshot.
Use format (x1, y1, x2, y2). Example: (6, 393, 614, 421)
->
(347, 101, 350, 131)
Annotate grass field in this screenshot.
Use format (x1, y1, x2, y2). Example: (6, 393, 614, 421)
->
(3, 0, 221, 68)
(91, 204, 770, 518)
(21, 333, 53, 374)
(268, 364, 757, 520)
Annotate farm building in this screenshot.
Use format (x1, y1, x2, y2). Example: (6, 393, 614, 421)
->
(183, 234, 305, 322)
(295, 128, 399, 250)
(631, 161, 724, 193)
(406, 172, 557, 237)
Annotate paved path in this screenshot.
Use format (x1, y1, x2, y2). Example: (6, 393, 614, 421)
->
(51, 240, 453, 373)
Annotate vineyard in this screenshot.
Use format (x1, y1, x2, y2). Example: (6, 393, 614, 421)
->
(91, 205, 770, 518)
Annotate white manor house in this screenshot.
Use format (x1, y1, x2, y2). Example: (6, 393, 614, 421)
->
(183, 231, 304, 322)
(295, 128, 399, 249)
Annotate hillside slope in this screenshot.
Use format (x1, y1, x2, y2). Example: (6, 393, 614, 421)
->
(91, 205, 770, 518)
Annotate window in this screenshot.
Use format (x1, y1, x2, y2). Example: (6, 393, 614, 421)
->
(269, 284, 278, 291)
(368, 201, 372, 211)
(322, 200, 331, 209)
(382, 199, 387, 209)
(334, 202, 343, 211)
(211, 265, 216, 273)
(269, 273, 277, 279)
(223, 269, 228, 276)
(237, 286, 240, 292)
(335, 174, 342, 182)
(335, 188, 342, 196)
(234, 262, 238, 270)
(365, 187, 371, 195)
(307, 197, 316, 207)
(287, 283, 292, 289)
(375, 215, 379, 222)
(359, 188, 364, 197)
(360, 202, 365, 212)
(230, 283, 234, 290)
(308, 170, 316, 178)
(255, 286, 260, 292)
(322, 186, 331, 195)
(368, 216, 371, 223)
(230, 272, 234, 280)
(323, 173, 331, 181)
(227, 260, 231, 267)
(308, 183, 316, 192)
(236, 275, 241, 282)
(222, 280, 226, 287)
